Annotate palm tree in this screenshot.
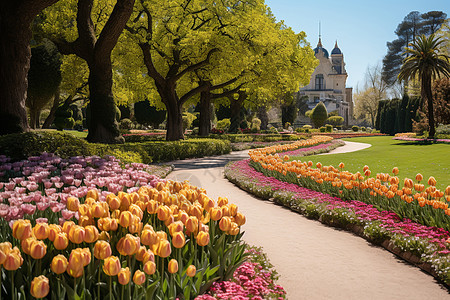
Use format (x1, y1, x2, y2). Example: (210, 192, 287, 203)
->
(398, 34, 450, 138)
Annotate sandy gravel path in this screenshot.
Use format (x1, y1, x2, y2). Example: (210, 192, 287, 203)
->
(166, 143, 449, 299)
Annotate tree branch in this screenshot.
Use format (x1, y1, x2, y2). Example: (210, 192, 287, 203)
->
(139, 42, 165, 86)
(179, 84, 209, 105)
(174, 48, 219, 82)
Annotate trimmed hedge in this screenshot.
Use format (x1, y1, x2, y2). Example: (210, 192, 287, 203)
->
(0, 131, 231, 163)
(193, 133, 307, 143)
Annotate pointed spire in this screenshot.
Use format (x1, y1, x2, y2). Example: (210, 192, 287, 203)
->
(334, 40, 338, 49)
(317, 37, 323, 48)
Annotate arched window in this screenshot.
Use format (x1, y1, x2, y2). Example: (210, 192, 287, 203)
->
(315, 74, 324, 90)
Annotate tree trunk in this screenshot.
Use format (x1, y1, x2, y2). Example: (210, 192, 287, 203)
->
(198, 90, 212, 136)
(0, 18, 31, 134)
(257, 106, 269, 130)
(0, 1, 59, 135)
(86, 61, 123, 143)
(29, 108, 40, 129)
(165, 101, 184, 141)
(423, 75, 435, 138)
(229, 100, 241, 133)
(42, 89, 61, 129)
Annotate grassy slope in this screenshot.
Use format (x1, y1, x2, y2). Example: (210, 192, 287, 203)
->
(292, 136, 449, 190)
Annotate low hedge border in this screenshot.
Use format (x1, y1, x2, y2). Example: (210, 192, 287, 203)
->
(0, 132, 231, 164)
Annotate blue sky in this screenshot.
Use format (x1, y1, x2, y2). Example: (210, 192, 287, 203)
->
(265, 0, 449, 89)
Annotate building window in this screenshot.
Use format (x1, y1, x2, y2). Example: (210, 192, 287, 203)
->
(315, 74, 324, 90)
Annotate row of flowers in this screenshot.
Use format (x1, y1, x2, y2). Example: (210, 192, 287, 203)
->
(0, 152, 254, 299)
(224, 158, 450, 285)
(248, 141, 450, 231)
(311, 132, 386, 138)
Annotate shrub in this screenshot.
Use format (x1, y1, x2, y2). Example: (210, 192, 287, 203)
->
(352, 125, 359, 132)
(267, 126, 278, 134)
(319, 126, 326, 132)
(134, 101, 166, 128)
(216, 118, 231, 131)
(325, 124, 333, 132)
(240, 120, 250, 130)
(119, 118, 133, 130)
(326, 116, 344, 126)
(310, 102, 328, 128)
(54, 103, 75, 130)
(361, 126, 366, 132)
(182, 112, 197, 131)
(251, 118, 261, 131)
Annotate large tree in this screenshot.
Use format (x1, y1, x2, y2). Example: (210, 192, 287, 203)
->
(0, 0, 60, 135)
(382, 11, 447, 88)
(398, 34, 450, 138)
(41, 0, 135, 143)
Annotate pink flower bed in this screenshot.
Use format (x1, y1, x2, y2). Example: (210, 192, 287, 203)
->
(393, 136, 450, 143)
(0, 153, 165, 223)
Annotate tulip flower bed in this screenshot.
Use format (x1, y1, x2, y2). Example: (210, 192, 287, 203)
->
(248, 143, 450, 232)
(0, 152, 251, 299)
(224, 159, 450, 286)
(312, 132, 386, 139)
(392, 136, 450, 144)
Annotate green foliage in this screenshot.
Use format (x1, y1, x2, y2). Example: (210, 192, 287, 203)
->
(183, 112, 197, 131)
(328, 110, 339, 117)
(378, 96, 421, 135)
(53, 102, 75, 130)
(319, 126, 326, 132)
(134, 101, 167, 129)
(352, 125, 359, 132)
(326, 116, 344, 126)
(216, 119, 231, 131)
(310, 102, 328, 128)
(325, 124, 333, 132)
(251, 118, 261, 131)
(119, 118, 133, 130)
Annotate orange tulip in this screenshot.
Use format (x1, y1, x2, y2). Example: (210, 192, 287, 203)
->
(62, 221, 75, 234)
(186, 265, 196, 277)
(3, 248, 23, 271)
(107, 195, 121, 211)
(415, 173, 423, 182)
(172, 231, 186, 249)
(94, 240, 112, 260)
(157, 239, 171, 258)
(68, 225, 85, 244)
(219, 217, 232, 231)
(143, 261, 156, 275)
(67, 250, 85, 278)
(196, 231, 209, 247)
(133, 270, 146, 285)
(90, 202, 105, 218)
(103, 256, 121, 276)
(67, 196, 80, 212)
(33, 223, 49, 240)
(54, 232, 69, 250)
(86, 189, 99, 201)
(118, 211, 133, 228)
(51, 254, 68, 274)
(21, 237, 35, 255)
(118, 267, 131, 285)
(12, 219, 32, 240)
(168, 259, 178, 274)
(234, 212, 246, 226)
(210, 207, 223, 221)
(30, 240, 47, 259)
(84, 225, 99, 243)
(428, 176, 437, 186)
(392, 167, 399, 175)
(117, 234, 140, 256)
(30, 275, 50, 298)
(48, 224, 62, 242)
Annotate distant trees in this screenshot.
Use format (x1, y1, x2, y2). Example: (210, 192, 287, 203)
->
(382, 11, 447, 88)
(398, 34, 450, 138)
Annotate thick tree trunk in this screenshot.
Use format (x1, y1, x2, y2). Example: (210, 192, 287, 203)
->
(165, 101, 184, 141)
(229, 100, 242, 133)
(87, 61, 123, 143)
(198, 90, 212, 136)
(423, 75, 435, 138)
(257, 106, 269, 130)
(0, 19, 31, 134)
(29, 108, 40, 129)
(0, 1, 59, 135)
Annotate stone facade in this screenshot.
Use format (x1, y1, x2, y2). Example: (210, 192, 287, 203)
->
(299, 38, 354, 125)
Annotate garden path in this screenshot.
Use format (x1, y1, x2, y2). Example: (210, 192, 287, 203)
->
(166, 142, 450, 299)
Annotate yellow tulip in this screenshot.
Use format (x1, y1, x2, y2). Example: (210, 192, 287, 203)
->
(30, 275, 50, 298)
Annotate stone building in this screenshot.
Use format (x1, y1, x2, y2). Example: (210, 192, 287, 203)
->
(299, 38, 354, 125)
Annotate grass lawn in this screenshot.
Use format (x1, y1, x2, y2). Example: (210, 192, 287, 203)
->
(292, 136, 450, 190)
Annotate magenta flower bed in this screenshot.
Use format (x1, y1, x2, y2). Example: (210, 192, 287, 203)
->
(393, 137, 450, 144)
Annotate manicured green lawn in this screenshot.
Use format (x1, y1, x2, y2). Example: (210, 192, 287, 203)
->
(293, 136, 450, 190)
(61, 130, 88, 139)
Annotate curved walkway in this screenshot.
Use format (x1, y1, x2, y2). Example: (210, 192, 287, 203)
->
(167, 142, 449, 299)
(318, 140, 372, 155)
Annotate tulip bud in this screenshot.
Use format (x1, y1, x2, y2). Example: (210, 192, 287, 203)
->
(54, 232, 69, 250)
(68, 225, 85, 244)
(392, 167, 399, 175)
(30, 275, 50, 298)
(30, 240, 47, 259)
(133, 270, 146, 285)
(119, 192, 131, 210)
(143, 261, 156, 275)
(142, 250, 155, 264)
(228, 222, 240, 235)
(147, 200, 158, 214)
(86, 189, 99, 201)
(168, 259, 178, 274)
(196, 231, 209, 247)
(103, 256, 121, 276)
(67, 196, 80, 212)
(141, 228, 158, 246)
(129, 204, 143, 220)
(33, 223, 49, 240)
(186, 265, 196, 277)
(157, 205, 171, 221)
(117, 234, 140, 256)
(98, 231, 110, 241)
(94, 240, 112, 260)
(185, 216, 198, 233)
(84, 225, 99, 243)
(47, 224, 62, 242)
(21, 237, 36, 255)
(228, 204, 238, 217)
(217, 197, 228, 207)
(12, 219, 32, 240)
(157, 239, 171, 258)
(415, 173, 423, 182)
(67, 249, 85, 278)
(234, 212, 246, 226)
(51, 254, 68, 274)
(210, 207, 222, 221)
(119, 211, 133, 228)
(428, 176, 437, 186)
(91, 202, 105, 218)
(172, 232, 186, 249)
(135, 246, 147, 262)
(62, 221, 75, 234)
(4, 249, 23, 271)
(219, 217, 232, 232)
(107, 195, 121, 211)
(0, 249, 6, 265)
(118, 267, 131, 285)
